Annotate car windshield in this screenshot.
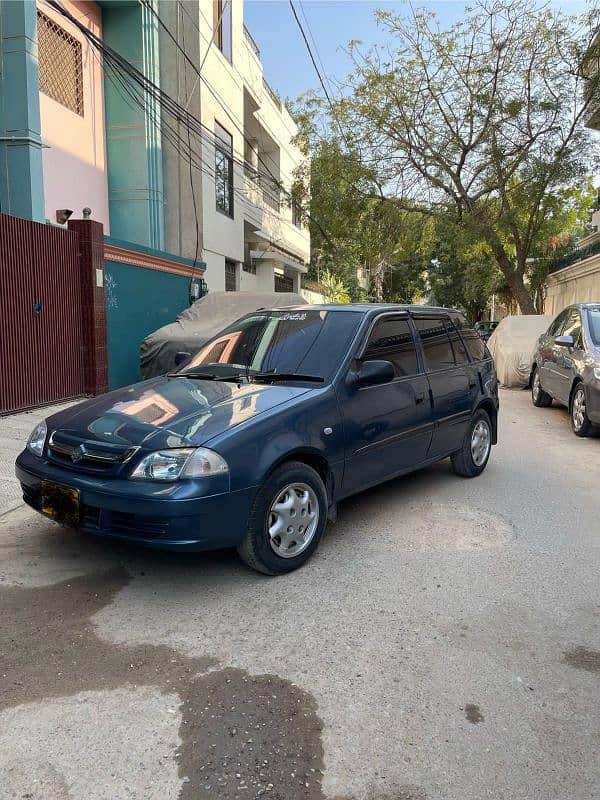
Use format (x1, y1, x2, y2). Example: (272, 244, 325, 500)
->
(177, 309, 362, 382)
(587, 308, 600, 346)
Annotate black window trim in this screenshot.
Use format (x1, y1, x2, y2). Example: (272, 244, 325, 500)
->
(411, 313, 462, 374)
(356, 311, 424, 381)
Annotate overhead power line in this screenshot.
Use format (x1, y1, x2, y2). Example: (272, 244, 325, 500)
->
(44, 0, 330, 246)
(288, 0, 352, 153)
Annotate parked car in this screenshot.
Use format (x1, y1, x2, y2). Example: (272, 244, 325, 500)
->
(16, 304, 499, 574)
(474, 320, 499, 341)
(530, 303, 600, 436)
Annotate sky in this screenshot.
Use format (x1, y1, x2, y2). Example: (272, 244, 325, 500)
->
(244, 0, 593, 103)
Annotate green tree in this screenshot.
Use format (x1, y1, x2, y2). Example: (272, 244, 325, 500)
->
(337, 0, 599, 313)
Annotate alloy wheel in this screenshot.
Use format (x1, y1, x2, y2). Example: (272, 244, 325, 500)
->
(268, 483, 319, 558)
(470, 419, 491, 467)
(572, 387, 586, 432)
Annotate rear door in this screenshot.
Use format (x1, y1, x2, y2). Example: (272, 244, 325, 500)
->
(339, 313, 433, 496)
(411, 315, 472, 458)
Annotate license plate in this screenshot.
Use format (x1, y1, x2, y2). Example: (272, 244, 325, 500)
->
(41, 481, 80, 526)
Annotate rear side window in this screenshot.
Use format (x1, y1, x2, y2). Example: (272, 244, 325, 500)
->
(444, 319, 470, 364)
(363, 316, 418, 377)
(461, 330, 488, 361)
(413, 317, 456, 371)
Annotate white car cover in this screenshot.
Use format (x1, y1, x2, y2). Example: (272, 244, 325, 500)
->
(487, 314, 553, 388)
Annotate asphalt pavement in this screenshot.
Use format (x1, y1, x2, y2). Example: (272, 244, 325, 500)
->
(1, 388, 599, 800)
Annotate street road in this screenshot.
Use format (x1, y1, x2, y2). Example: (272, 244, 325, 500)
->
(1, 388, 599, 800)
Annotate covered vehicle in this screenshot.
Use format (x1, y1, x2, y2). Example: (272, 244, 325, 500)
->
(487, 314, 553, 387)
(140, 291, 306, 379)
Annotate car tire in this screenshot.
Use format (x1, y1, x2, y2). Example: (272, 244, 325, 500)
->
(237, 461, 328, 575)
(451, 409, 492, 478)
(531, 367, 552, 407)
(570, 383, 594, 437)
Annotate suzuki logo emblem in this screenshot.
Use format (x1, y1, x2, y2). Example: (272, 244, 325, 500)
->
(71, 444, 87, 463)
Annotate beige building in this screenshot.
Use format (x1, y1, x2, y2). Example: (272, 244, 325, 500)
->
(191, 0, 310, 294)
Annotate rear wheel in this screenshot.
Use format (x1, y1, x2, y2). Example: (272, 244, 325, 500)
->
(451, 409, 492, 478)
(531, 367, 552, 407)
(237, 462, 328, 575)
(571, 384, 594, 437)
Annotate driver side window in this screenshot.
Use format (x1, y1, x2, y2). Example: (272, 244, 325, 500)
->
(363, 316, 419, 378)
(548, 309, 568, 336)
(562, 308, 583, 349)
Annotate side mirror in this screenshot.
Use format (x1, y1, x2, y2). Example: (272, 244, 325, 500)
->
(349, 359, 395, 389)
(174, 351, 191, 367)
(554, 335, 574, 349)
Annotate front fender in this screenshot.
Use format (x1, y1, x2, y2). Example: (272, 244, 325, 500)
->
(207, 387, 345, 494)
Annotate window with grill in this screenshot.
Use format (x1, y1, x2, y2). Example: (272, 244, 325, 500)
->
(215, 122, 234, 217)
(225, 260, 238, 291)
(37, 11, 84, 116)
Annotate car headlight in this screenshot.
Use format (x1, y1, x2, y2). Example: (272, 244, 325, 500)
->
(594, 367, 600, 381)
(129, 447, 229, 481)
(26, 420, 47, 457)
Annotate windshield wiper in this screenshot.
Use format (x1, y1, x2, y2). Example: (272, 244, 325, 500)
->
(167, 371, 219, 380)
(234, 371, 324, 384)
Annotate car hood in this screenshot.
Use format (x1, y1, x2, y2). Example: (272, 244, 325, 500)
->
(46, 376, 312, 450)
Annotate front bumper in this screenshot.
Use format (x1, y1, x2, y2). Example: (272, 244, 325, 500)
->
(15, 449, 257, 551)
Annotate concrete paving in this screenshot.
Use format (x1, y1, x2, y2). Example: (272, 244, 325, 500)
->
(0, 388, 599, 800)
(0, 401, 78, 515)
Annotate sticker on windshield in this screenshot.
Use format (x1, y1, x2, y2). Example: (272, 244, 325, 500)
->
(281, 312, 308, 321)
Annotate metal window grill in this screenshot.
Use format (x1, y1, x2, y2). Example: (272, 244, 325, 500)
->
(37, 11, 84, 116)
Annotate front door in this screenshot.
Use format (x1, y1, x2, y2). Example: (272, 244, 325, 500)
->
(552, 307, 582, 404)
(411, 316, 472, 457)
(339, 314, 433, 497)
(539, 309, 568, 397)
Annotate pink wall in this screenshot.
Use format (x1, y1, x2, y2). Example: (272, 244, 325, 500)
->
(38, 0, 109, 232)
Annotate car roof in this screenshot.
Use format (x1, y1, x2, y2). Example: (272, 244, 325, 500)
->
(266, 303, 464, 316)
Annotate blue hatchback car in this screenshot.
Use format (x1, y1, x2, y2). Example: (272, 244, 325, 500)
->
(16, 304, 499, 574)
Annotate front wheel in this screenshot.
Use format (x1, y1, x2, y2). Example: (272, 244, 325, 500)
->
(571, 384, 594, 437)
(451, 409, 492, 478)
(237, 461, 328, 575)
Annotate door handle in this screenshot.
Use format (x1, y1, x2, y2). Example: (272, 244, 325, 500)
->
(415, 391, 425, 404)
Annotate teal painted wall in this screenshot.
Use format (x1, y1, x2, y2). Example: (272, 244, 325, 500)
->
(0, 0, 45, 221)
(102, 2, 164, 249)
(105, 259, 189, 389)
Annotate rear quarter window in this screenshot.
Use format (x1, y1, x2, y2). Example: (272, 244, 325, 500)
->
(461, 329, 490, 361)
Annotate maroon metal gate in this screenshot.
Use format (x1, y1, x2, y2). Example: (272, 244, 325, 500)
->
(0, 213, 85, 414)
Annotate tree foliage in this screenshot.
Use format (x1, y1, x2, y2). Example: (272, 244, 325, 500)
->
(326, 0, 600, 313)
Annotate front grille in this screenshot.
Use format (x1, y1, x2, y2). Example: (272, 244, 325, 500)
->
(80, 504, 101, 530)
(111, 511, 168, 539)
(47, 431, 138, 475)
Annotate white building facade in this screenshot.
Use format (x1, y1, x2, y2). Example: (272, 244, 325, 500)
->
(193, 0, 310, 294)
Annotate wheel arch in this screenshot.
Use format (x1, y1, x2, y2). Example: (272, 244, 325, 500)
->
(528, 361, 538, 388)
(263, 449, 335, 505)
(476, 398, 498, 444)
(569, 376, 584, 411)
